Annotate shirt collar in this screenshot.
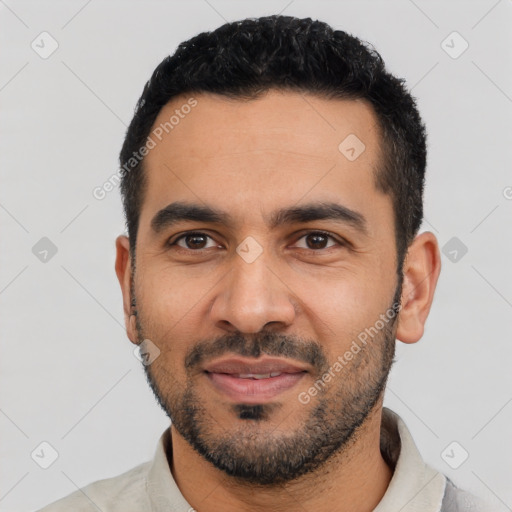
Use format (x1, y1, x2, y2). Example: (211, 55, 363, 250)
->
(145, 406, 446, 511)
(374, 407, 446, 511)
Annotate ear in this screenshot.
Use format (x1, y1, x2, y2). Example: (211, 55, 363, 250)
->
(396, 231, 441, 344)
(115, 235, 138, 345)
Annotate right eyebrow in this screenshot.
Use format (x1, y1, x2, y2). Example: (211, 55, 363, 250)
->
(151, 202, 231, 234)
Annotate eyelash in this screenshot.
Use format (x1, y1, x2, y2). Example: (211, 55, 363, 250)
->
(168, 230, 346, 253)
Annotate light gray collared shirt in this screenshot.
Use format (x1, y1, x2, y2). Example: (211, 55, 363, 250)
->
(37, 407, 492, 511)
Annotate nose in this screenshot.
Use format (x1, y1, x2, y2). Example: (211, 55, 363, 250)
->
(209, 250, 297, 334)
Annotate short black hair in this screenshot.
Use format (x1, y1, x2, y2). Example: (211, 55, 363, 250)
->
(119, 15, 427, 269)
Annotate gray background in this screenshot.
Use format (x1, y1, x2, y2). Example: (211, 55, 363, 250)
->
(1, 0, 511, 510)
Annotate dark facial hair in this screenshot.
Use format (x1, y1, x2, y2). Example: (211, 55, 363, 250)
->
(134, 277, 401, 486)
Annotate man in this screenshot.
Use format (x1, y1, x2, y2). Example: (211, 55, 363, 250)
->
(40, 15, 492, 512)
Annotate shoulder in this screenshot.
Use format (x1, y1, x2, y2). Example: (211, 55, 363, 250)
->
(36, 461, 152, 512)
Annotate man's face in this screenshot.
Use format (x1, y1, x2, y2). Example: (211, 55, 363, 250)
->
(131, 90, 400, 484)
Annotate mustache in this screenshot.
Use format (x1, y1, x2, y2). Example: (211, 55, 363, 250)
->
(184, 331, 329, 374)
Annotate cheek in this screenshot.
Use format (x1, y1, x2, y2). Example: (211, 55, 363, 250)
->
(301, 272, 393, 351)
(135, 267, 202, 345)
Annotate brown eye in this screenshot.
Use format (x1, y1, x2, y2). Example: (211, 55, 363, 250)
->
(294, 231, 340, 250)
(306, 233, 330, 249)
(171, 232, 217, 250)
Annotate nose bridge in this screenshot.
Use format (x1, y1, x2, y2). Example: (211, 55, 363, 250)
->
(211, 243, 296, 333)
(231, 250, 273, 304)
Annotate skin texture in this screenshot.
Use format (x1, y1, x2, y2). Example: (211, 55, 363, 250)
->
(115, 90, 441, 512)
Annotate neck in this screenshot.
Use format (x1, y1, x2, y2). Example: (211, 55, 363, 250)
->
(169, 403, 393, 512)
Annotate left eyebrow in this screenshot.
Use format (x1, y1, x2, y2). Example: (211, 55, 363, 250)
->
(150, 200, 368, 236)
(267, 202, 368, 235)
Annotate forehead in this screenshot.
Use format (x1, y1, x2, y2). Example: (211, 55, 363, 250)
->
(140, 90, 388, 234)
(147, 90, 380, 161)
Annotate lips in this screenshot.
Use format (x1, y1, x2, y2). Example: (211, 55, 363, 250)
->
(204, 356, 307, 403)
(204, 357, 307, 375)
(231, 371, 284, 379)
